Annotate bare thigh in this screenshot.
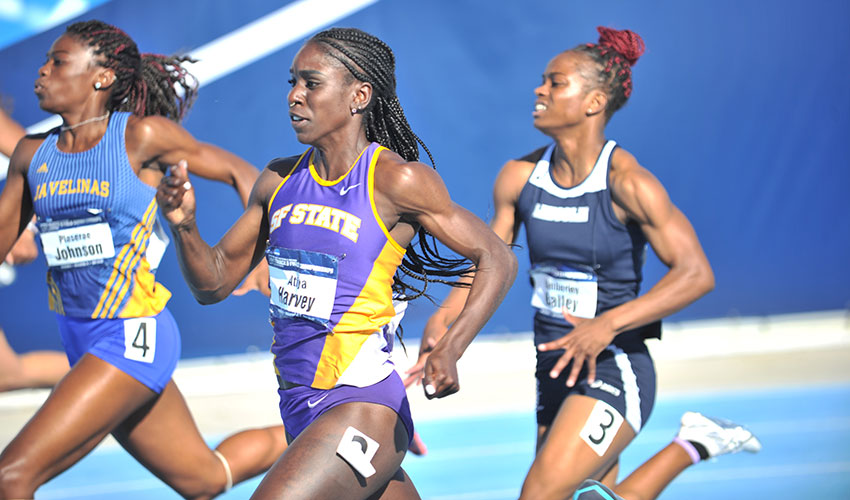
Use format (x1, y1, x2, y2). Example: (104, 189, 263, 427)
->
(251, 402, 416, 500)
(111, 380, 227, 498)
(520, 394, 637, 500)
(0, 354, 155, 495)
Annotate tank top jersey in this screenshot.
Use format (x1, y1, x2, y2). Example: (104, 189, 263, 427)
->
(516, 140, 660, 339)
(26, 111, 171, 319)
(266, 142, 406, 390)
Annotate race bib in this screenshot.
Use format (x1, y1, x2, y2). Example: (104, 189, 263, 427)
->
(266, 246, 338, 326)
(530, 265, 598, 319)
(38, 215, 115, 269)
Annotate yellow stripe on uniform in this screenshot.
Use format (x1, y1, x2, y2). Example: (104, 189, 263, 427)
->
(104, 200, 159, 317)
(311, 241, 404, 388)
(93, 199, 157, 318)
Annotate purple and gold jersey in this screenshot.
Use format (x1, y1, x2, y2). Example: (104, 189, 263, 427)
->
(266, 142, 406, 390)
(26, 112, 170, 319)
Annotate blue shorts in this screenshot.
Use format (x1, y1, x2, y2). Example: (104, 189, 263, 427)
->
(278, 371, 414, 446)
(55, 307, 180, 393)
(534, 316, 656, 433)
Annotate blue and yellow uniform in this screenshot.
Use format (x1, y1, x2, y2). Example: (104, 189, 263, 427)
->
(516, 140, 657, 432)
(26, 112, 178, 392)
(266, 142, 412, 442)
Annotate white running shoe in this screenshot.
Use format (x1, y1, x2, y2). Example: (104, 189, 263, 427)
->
(677, 411, 762, 458)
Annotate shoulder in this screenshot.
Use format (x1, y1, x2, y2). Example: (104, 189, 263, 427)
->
(8, 131, 51, 176)
(125, 114, 181, 141)
(254, 155, 301, 203)
(608, 146, 671, 218)
(493, 147, 541, 203)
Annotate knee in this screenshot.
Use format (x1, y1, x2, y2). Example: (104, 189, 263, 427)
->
(0, 456, 37, 499)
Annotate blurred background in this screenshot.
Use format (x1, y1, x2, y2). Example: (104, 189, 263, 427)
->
(1, 0, 848, 356)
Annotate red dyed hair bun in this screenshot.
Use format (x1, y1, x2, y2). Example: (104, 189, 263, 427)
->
(596, 27, 645, 66)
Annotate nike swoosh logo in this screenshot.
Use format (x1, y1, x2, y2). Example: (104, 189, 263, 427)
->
(307, 393, 329, 408)
(340, 183, 360, 195)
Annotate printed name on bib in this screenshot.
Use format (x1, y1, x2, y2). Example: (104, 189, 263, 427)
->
(266, 246, 338, 326)
(38, 216, 116, 269)
(530, 265, 598, 318)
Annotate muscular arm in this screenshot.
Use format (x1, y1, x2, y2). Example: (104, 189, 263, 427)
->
(157, 159, 286, 304)
(422, 159, 528, 343)
(129, 116, 258, 207)
(379, 158, 517, 396)
(599, 149, 714, 333)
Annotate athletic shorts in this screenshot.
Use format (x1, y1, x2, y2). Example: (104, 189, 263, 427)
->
(534, 316, 656, 433)
(55, 307, 180, 393)
(278, 370, 414, 447)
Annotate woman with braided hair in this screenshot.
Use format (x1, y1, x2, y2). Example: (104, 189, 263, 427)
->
(157, 27, 516, 499)
(0, 20, 287, 499)
(413, 27, 760, 499)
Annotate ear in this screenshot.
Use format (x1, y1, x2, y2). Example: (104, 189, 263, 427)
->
(350, 81, 373, 115)
(585, 89, 608, 117)
(94, 67, 117, 91)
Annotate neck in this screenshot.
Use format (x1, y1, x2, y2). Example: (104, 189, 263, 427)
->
(61, 111, 110, 132)
(311, 134, 371, 180)
(548, 127, 607, 186)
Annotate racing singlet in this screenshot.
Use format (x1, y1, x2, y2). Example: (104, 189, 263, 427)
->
(26, 112, 171, 318)
(266, 142, 406, 389)
(516, 140, 660, 340)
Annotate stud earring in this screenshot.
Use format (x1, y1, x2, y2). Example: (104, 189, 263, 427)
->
(94, 82, 102, 90)
(351, 108, 358, 115)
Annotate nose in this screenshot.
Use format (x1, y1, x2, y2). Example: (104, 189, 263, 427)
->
(38, 62, 49, 77)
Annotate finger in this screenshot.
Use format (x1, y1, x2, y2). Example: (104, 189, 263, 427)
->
(179, 160, 192, 190)
(585, 357, 597, 385)
(548, 349, 574, 379)
(537, 339, 564, 352)
(566, 355, 585, 388)
(560, 307, 586, 326)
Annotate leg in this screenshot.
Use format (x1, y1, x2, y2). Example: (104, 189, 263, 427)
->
(519, 394, 637, 500)
(0, 328, 69, 392)
(112, 380, 287, 499)
(251, 402, 416, 500)
(614, 412, 762, 500)
(0, 354, 157, 498)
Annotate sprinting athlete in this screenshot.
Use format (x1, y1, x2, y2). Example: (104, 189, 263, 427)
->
(157, 27, 517, 499)
(0, 20, 286, 499)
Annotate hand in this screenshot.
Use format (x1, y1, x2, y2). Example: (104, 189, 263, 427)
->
(537, 308, 616, 388)
(6, 226, 38, 265)
(421, 342, 461, 399)
(233, 259, 271, 297)
(156, 160, 196, 227)
(402, 336, 437, 388)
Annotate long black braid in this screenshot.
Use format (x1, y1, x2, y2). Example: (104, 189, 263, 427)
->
(310, 27, 473, 301)
(66, 20, 198, 122)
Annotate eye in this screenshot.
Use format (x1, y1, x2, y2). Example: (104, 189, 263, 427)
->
(287, 78, 296, 87)
(305, 80, 319, 89)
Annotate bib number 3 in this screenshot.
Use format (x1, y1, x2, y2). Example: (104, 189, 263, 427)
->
(123, 317, 156, 363)
(579, 399, 624, 457)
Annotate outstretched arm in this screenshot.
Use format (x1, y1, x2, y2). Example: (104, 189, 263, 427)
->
(129, 115, 258, 207)
(381, 160, 518, 399)
(157, 160, 278, 304)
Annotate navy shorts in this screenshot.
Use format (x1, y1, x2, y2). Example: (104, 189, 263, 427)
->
(535, 316, 656, 433)
(55, 307, 180, 393)
(278, 370, 414, 447)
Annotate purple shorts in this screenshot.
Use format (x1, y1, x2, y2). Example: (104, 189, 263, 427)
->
(278, 371, 414, 446)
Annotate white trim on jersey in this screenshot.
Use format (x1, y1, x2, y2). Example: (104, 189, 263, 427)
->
(528, 140, 617, 199)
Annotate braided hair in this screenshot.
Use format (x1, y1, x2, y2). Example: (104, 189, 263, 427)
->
(571, 27, 646, 121)
(309, 27, 473, 301)
(65, 20, 198, 122)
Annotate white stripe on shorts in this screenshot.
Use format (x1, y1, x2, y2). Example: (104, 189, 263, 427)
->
(607, 344, 642, 432)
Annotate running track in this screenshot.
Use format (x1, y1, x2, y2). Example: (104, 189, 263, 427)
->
(29, 383, 850, 499)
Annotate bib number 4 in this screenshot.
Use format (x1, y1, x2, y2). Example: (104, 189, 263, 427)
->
(123, 317, 156, 363)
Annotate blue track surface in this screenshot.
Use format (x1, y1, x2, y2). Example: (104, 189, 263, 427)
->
(32, 383, 850, 499)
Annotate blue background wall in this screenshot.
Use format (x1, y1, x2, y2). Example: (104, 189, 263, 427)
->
(1, 0, 848, 357)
